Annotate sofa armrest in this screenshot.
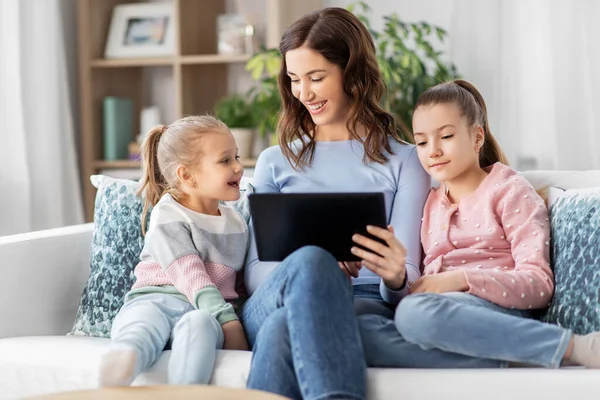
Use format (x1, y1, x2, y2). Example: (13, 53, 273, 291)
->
(0, 223, 94, 338)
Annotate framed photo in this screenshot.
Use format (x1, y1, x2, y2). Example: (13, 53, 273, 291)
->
(105, 3, 175, 59)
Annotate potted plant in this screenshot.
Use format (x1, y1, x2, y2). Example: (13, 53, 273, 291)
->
(244, 1, 458, 142)
(245, 48, 281, 146)
(214, 94, 255, 159)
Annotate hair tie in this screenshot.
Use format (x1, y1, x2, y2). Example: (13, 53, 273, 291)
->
(160, 124, 169, 134)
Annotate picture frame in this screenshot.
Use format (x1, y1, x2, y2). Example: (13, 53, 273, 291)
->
(104, 3, 175, 59)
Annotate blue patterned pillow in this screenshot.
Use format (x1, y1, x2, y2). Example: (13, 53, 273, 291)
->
(542, 187, 600, 334)
(69, 175, 149, 337)
(70, 175, 254, 337)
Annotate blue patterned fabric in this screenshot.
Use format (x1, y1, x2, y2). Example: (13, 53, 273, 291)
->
(70, 175, 253, 337)
(542, 187, 600, 334)
(69, 176, 149, 337)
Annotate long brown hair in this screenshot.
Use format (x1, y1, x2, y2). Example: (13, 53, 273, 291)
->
(277, 7, 401, 169)
(137, 115, 229, 234)
(414, 79, 508, 168)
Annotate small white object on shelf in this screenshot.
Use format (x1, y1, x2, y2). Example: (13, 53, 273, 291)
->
(139, 105, 161, 143)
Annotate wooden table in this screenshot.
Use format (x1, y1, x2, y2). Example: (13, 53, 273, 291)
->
(26, 386, 290, 400)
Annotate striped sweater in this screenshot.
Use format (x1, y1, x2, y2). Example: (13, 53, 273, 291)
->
(125, 194, 249, 325)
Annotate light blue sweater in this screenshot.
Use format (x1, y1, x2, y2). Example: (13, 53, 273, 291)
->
(244, 137, 431, 305)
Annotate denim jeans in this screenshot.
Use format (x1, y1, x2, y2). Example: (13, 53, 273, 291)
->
(110, 293, 224, 384)
(353, 284, 394, 319)
(241, 246, 366, 400)
(359, 292, 572, 368)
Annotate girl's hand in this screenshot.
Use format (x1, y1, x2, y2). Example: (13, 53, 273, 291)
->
(338, 261, 362, 279)
(409, 270, 469, 294)
(221, 320, 249, 351)
(351, 225, 407, 290)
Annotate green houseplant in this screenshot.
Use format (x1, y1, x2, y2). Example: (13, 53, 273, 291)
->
(245, 48, 281, 144)
(214, 94, 255, 158)
(244, 2, 458, 142)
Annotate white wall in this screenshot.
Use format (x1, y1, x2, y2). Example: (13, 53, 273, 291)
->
(324, 0, 455, 47)
(323, 0, 534, 169)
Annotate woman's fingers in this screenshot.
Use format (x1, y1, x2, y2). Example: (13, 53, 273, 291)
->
(338, 262, 352, 279)
(350, 245, 386, 267)
(338, 261, 360, 278)
(360, 259, 383, 274)
(365, 225, 407, 254)
(352, 233, 392, 258)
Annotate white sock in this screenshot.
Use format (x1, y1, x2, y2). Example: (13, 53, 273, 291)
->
(98, 347, 138, 387)
(569, 332, 600, 369)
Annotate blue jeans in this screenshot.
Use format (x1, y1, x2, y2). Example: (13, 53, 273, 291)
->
(353, 284, 394, 319)
(359, 292, 572, 368)
(241, 246, 366, 400)
(110, 293, 224, 384)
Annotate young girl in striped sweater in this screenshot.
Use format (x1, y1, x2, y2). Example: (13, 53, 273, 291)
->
(99, 115, 249, 386)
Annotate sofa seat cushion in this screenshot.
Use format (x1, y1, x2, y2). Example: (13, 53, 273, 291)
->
(2, 336, 600, 400)
(0, 336, 251, 399)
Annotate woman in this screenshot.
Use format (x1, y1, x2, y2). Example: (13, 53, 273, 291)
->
(241, 7, 430, 400)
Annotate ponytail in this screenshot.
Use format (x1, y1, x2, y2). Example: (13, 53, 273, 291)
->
(451, 80, 508, 168)
(137, 124, 168, 235)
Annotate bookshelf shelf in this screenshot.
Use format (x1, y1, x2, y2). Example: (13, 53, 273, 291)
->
(95, 159, 257, 169)
(90, 58, 174, 68)
(90, 54, 250, 68)
(179, 54, 251, 65)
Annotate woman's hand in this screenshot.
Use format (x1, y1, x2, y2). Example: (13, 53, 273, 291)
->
(351, 225, 407, 290)
(221, 320, 249, 351)
(338, 261, 362, 279)
(409, 270, 469, 294)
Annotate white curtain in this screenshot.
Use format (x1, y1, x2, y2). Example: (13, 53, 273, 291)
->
(0, 0, 83, 236)
(451, 0, 600, 171)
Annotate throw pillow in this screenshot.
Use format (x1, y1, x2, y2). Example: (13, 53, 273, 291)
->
(70, 175, 253, 337)
(69, 175, 149, 337)
(542, 187, 600, 334)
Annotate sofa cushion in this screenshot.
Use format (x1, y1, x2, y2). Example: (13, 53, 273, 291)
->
(1, 336, 600, 400)
(542, 187, 600, 334)
(69, 176, 150, 337)
(70, 175, 254, 338)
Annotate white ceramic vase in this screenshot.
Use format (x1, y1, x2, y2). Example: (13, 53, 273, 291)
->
(230, 128, 255, 159)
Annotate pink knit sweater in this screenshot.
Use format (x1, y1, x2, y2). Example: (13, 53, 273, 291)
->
(421, 163, 554, 310)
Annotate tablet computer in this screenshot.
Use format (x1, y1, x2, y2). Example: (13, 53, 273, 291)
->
(248, 192, 387, 262)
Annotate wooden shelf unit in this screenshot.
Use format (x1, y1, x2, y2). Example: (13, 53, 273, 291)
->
(94, 159, 257, 170)
(77, 0, 256, 221)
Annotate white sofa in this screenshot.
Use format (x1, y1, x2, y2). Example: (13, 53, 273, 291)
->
(2, 170, 600, 400)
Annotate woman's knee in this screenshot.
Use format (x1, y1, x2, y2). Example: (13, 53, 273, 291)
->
(394, 293, 444, 342)
(254, 308, 289, 352)
(286, 245, 343, 282)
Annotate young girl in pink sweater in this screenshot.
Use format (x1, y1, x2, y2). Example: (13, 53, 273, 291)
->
(357, 79, 600, 369)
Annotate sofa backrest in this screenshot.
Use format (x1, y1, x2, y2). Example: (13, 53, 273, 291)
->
(521, 170, 600, 191)
(245, 170, 600, 192)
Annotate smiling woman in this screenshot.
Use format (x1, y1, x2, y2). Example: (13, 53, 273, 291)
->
(239, 7, 431, 400)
